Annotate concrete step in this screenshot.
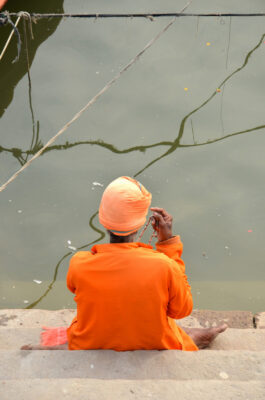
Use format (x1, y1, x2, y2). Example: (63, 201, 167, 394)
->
(1, 379, 265, 400)
(1, 327, 265, 351)
(0, 350, 264, 381)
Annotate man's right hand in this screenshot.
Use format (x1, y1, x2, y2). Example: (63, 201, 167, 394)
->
(150, 207, 173, 242)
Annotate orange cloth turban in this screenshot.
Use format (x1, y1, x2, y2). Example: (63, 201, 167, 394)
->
(99, 176, 152, 235)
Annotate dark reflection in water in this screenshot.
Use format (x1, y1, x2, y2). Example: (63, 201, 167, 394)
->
(0, 0, 64, 119)
(134, 32, 265, 177)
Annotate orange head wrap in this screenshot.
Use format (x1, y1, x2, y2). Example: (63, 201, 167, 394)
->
(99, 176, 152, 236)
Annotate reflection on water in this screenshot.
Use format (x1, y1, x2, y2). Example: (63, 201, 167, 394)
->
(0, 0, 64, 118)
(135, 32, 265, 177)
(1, 32, 264, 172)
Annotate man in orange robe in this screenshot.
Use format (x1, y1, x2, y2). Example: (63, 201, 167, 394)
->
(66, 177, 226, 351)
(22, 176, 226, 350)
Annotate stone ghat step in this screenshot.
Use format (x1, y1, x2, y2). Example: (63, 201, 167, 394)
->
(1, 327, 265, 351)
(0, 350, 264, 381)
(0, 309, 258, 329)
(1, 379, 265, 400)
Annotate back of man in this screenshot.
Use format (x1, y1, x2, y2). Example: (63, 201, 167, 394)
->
(66, 236, 197, 351)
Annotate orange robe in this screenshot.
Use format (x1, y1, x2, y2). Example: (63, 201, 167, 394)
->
(66, 236, 198, 351)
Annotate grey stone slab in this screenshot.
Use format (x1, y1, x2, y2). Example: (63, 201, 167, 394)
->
(178, 310, 254, 329)
(255, 312, 265, 329)
(1, 328, 265, 351)
(0, 350, 264, 381)
(1, 379, 265, 400)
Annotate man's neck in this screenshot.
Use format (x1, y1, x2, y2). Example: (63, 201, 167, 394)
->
(109, 231, 136, 243)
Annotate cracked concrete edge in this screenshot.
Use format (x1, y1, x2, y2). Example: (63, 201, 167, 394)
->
(254, 312, 265, 329)
(0, 309, 260, 329)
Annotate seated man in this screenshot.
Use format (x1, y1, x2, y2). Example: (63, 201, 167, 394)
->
(22, 176, 226, 350)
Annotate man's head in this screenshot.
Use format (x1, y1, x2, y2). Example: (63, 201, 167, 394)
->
(99, 176, 151, 239)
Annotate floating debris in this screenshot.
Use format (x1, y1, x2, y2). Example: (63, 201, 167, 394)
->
(90, 364, 94, 369)
(224, 246, 229, 249)
(67, 240, 72, 245)
(216, 88, 221, 92)
(33, 280, 42, 285)
(184, 87, 188, 91)
(206, 42, 211, 46)
(17, 210, 22, 213)
(23, 300, 29, 304)
(96, 71, 100, 74)
(248, 229, 253, 233)
(68, 245, 77, 251)
(92, 182, 104, 187)
(8, 199, 12, 203)
(12, 286, 15, 289)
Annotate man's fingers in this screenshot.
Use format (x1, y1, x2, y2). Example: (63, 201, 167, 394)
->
(151, 207, 172, 221)
(152, 212, 166, 226)
(150, 207, 167, 216)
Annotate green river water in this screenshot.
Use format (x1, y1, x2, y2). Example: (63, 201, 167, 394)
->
(0, 0, 264, 312)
